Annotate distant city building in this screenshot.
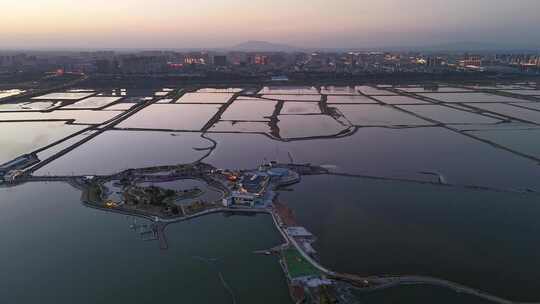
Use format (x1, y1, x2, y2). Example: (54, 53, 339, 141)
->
(184, 52, 208, 65)
(254, 55, 270, 65)
(95, 59, 119, 73)
(212, 55, 227, 66)
(119, 55, 167, 74)
(427, 56, 445, 66)
(2, 48, 536, 77)
(245, 54, 271, 65)
(460, 54, 482, 67)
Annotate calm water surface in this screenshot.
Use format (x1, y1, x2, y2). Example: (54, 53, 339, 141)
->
(0, 182, 291, 304)
(34, 131, 210, 175)
(4, 84, 540, 303)
(279, 175, 540, 302)
(354, 285, 493, 304)
(206, 129, 540, 190)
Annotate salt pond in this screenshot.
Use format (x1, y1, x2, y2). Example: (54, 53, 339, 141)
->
(332, 104, 431, 126)
(34, 131, 211, 176)
(33, 92, 95, 100)
(62, 96, 122, 109)
(0, 121, 85, 164)
(117, 104, 220, 131)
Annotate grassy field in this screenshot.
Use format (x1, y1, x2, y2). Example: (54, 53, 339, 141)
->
(282, 247, 320, 280)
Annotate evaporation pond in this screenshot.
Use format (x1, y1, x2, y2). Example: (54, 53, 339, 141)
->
(117, 104, 220, 130)
(34, 131, 211, 176)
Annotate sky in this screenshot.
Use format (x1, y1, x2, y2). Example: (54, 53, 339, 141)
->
(2, 0, 540, 49)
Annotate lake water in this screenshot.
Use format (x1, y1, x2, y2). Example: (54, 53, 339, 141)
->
(0, 182, 291, 304)
(4, 83, 540, 303)
(279, 175, 540, 302)
(354, 285, 493, 304)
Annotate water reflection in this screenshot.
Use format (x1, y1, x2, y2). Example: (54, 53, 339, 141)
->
(34, 131, 211, 176)
(117, 104, 220, 130)
(0, 182, 291, 304)
(63, 96, 123, 109)
(397, 105, 501, 124)
(280, 174, 540, 302)
(419, 92, 531, 103)
(177, 92, 234, 104)
(333, 104, 431, 126)
(0, 121, 85, 164)
(32, 92, 95, 100)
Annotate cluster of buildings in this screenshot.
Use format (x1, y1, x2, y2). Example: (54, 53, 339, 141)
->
(80, 162, 300, 218)
(436, 53, 540, 73)
(2, 49, 539, 78)
(0, 52, 109, 74)
(222, 165, 300, 209)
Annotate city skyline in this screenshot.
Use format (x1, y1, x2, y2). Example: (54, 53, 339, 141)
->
(2, 0, 540, 49)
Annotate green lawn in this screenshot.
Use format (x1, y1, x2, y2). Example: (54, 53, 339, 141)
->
(283, 248, 320, 279)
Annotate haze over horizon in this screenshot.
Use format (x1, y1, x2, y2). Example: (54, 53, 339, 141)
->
(2, 0, 540, 50)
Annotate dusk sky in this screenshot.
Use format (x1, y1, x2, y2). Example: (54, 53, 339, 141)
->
(2, 0, 540, 49)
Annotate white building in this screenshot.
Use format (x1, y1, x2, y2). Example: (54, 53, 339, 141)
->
(286, 227, 314, 238)
(222, 190, 275, 208)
